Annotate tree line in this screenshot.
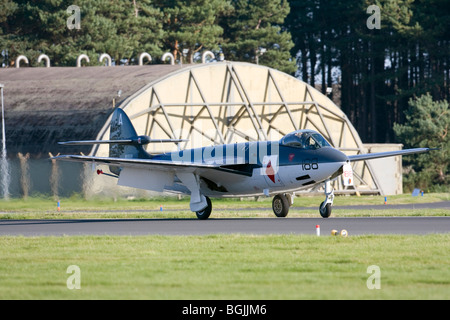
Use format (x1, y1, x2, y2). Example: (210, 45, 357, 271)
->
(287, 0, 449, 144)
(1, 1, 448, 141)
(1, 0, 448, 189)
(0, 0, 296, 72)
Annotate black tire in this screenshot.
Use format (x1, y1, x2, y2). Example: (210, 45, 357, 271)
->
(319, 201, 332, 218)
(272, 194, 290, 217)
(196, 196, 212, 220)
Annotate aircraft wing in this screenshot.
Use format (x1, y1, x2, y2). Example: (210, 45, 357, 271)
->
(52, 154, 254, 195)
(348, 148, 432, 162)
(51, 155, 253, 176)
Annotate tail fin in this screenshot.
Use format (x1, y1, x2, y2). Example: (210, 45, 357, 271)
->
(109, 108, 151, 176)
(58, 108, 187, 173)
(109, 108, 149, 160)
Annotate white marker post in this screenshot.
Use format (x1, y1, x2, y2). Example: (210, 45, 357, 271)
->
(316, 225, 320, 236)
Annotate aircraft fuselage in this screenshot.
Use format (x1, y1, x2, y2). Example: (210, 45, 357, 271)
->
(152, 141, 348, 197)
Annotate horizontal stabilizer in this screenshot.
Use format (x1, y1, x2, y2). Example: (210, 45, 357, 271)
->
(146, 139, 189, 143)
(59, 136, 188, 146)
(59, 140, 133, 145)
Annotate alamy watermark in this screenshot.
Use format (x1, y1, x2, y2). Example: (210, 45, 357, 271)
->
(366, 265, 381, 290)
(366, 5, 381, 30)
(66, 265, 81, 289)
(67, 5, 81, 30)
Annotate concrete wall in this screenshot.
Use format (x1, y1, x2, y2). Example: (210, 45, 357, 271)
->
(364, 144, 403, 195)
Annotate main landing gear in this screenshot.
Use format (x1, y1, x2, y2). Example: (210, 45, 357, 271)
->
(196, 196, 212, 220)
(319, 179, 334, 218)
(272, 193, 293, 217)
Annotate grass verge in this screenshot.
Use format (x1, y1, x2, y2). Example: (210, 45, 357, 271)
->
(0, 234, 448, 300)
(0, 193, 448, 219)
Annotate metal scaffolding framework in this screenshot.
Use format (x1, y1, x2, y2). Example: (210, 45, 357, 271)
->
(94, 62, 382, 194)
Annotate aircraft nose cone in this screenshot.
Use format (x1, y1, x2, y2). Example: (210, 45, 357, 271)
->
(334, 149, 349, 163)
(322, 147, 349, 163)
(325, 148, 349, 179)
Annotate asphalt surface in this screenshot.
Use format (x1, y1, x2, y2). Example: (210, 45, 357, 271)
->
(0, 201, 448, 237)
(0, 216, 448, 236)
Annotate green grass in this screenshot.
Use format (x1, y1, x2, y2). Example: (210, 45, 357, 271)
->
(0, 194, 448, 300)
(0, 193, 448, 219)
(0, 234, 448, 300)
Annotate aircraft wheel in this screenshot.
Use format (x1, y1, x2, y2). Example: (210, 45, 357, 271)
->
(319, 201, 332, 218)
(272, 194, 289, 217)
(196, 196, 212, 220)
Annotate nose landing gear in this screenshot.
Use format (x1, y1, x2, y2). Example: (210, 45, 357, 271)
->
(319, 179, 334, 218)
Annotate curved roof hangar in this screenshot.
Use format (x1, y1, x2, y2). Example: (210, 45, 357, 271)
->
(93, 62, 381, 194)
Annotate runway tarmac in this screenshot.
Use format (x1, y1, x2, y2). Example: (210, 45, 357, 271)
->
(0, 216, 449, 236)
(1, 201, 448, 236)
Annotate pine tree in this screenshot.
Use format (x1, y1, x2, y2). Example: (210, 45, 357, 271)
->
(0, 0, 18, 66)
(130, 0, 165, 63)
(393, 94, 449, 191)
(221, 0, 296, 74)
(155, 0, 232, 64)
(62, 0, 165, 65)
(0, 0, 165, 67)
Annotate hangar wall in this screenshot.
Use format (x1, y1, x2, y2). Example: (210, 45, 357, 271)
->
(0, 65, 187, 198)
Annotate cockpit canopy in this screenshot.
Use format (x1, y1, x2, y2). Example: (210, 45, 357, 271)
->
(280, 130, 331, 149)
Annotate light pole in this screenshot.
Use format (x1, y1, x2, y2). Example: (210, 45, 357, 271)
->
(1, 83, 10, 199)
(1, 84, 5, 152)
